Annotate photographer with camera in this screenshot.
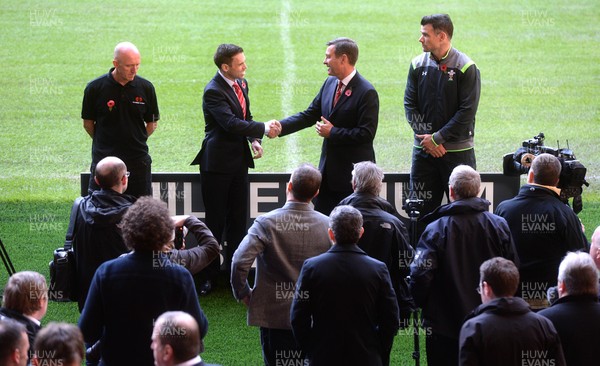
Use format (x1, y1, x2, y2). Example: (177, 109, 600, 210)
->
(496, 153, 588, 311)
(167, 215, 220, 275)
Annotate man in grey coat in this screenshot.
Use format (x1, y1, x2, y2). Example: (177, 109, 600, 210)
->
(231, 163, 331, 366)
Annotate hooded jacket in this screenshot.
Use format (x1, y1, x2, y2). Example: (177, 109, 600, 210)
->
(73, 189, 135, 311)
(409, 197, 518, 339)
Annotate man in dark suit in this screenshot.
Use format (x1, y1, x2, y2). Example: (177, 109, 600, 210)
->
(191, 44, 280, 294)
(291, 205, 399, 366)
(277, 37, 379, 215)
(152, 311, 220, 366)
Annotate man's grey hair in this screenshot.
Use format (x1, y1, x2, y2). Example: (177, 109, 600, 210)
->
(449, 165, 480, 199)
(558, 251, 599, 297)
(329, 205, 363, 245)
(352, 161, 383, 196)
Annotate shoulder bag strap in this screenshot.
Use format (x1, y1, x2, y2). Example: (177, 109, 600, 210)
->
(64, 196, 84, 250)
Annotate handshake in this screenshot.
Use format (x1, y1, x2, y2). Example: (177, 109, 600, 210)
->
(265, 120, 282, 139)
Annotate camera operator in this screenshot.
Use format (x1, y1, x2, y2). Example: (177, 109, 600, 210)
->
(495, 153, 588, 311)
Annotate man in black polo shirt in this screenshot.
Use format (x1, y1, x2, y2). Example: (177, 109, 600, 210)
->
(82, 41, 160, 198)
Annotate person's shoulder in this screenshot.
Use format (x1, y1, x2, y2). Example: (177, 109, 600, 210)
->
(449, 48, 477, 72)
(410, 52, 429, 69)
(354, 72, 376, 90)
(133, 75, 157, 90)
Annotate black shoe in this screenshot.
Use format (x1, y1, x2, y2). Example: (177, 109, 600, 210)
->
(199, 280, 212, 296)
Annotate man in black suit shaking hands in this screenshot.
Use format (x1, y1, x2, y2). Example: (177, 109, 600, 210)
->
(276, 37, 379, 215)
(191, 44, 280, 293)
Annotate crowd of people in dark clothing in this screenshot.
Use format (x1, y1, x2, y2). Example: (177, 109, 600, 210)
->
(1, 154, 598, 366)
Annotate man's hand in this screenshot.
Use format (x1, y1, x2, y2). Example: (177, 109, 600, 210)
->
(171, 215, 190, 228)
(252, 140, 263, 159)
(266, 120, 281, 138)
(315, 116, 333, 138)
(416, 133, 447, 158)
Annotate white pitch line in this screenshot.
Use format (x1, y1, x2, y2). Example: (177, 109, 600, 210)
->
(279, 0, 299, 168)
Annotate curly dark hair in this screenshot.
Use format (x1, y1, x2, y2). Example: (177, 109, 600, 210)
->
(120, 197, 174, 252)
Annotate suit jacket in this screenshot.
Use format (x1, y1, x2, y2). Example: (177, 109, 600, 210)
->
(291, 244, 399, 366)
(79, 251, 208, 366)
(280, 72, 379, 192)
(231, 201, 331, 329)
(191, 72, 265, 174)
(168, 216, 220, 274)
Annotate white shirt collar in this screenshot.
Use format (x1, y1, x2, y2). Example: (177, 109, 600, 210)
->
(218, 70, 236, 88)
(339, 68, 357, 87)
(175, 355, 202, 366)
(25, 314, 41, 326)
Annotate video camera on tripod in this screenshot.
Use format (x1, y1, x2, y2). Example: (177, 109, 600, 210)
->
(502, 132, 589, 213)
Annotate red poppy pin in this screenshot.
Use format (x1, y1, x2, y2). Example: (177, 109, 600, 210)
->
(345, 89, 352, 97)
(241, 81, 247, 89)
(440, 64, 447, 73)
(107, 100, 115, 111)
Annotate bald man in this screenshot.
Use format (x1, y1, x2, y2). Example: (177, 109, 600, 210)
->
(82, 41, 160, 197)
(152, 311, 219, 366)
(73, 156, 136, 312)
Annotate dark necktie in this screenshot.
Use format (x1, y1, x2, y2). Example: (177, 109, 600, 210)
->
(233, 82, 246, 119)
(333, 80, 344, 107)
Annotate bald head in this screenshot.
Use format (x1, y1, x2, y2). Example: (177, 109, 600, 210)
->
(94, 156, 128, 192)
(114, 42, 140, 60)
(152, 311, 202, 365)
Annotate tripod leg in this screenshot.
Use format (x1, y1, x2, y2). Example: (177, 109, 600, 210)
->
(0, 238, 16, 276)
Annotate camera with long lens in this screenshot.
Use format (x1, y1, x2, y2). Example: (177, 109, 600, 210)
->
(502, 132, 589, 213)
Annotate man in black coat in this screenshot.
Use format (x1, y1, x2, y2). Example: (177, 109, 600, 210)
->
(338, 161, 414, 324)
(409, 165, 518, 366)
(539, 252, 600, 366)
(459, 257, 565, 366)
(495, 153, 588, 310)
(291, 205, 399, 366)
(73, 156, 136, 312)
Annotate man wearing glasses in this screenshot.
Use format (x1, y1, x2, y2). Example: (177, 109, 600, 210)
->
(71, 156, 136, 313)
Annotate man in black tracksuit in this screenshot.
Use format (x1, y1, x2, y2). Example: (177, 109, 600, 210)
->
(409, 165, 517, 366)
(404, 14, 481, 237)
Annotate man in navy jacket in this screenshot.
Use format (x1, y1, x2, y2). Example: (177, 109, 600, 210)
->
(410, 165, 517, 366)
(79, 197, 207, 366)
